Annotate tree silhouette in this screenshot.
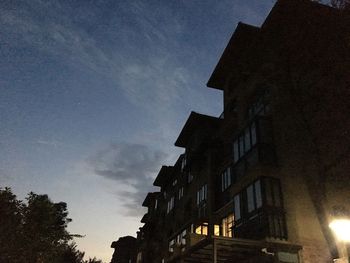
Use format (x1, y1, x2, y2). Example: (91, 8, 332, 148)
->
(0, 187, 103, 263)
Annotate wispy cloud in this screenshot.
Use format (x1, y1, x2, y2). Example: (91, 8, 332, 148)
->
(88, 143, 167, 217)
(36, 139, 63, 148)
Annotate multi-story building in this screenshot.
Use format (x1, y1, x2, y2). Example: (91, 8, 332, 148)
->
(137, 0, 350, 262)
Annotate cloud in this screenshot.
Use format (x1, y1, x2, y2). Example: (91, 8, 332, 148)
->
(36, 139, 63, 148)
(89, 143, 167, 217)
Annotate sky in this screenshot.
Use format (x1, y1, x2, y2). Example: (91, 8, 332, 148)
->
(0, 0, 275, 261)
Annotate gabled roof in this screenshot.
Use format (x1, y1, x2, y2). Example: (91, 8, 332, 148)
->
(175, 111, 221, 148)
(153, 166, 174, 187)
(207, 22, 260, 90)
(142, 192, 159, 207)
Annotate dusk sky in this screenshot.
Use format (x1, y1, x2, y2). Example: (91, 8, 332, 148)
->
(0, 0, 275, 261)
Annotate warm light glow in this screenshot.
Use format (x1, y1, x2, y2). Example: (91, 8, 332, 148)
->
(329, 219, 350, 242)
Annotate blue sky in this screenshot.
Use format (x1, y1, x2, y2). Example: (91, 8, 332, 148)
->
(0, 0, 275, 261)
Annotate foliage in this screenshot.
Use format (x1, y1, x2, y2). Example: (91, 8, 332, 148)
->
(0, 187, 103, 263)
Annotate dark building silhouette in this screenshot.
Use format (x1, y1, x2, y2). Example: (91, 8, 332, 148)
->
(110, 236, 136, 263)
(136, 0, 350, 262)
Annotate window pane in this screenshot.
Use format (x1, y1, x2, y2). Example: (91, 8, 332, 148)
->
(239, 136, 244, 157)
(234, 195, 241, 220)
(233, 140, 239, 163)
(202, 225, 208, 235)
(221, 172, 225, 191)
(273, 181, 281, 207)
(227, 167, 231, 187)
(265, 179, 273, 206)
(247, 185, 255, 212)
(214, 225, 220, 236)
(255, 180, 262, 208)
(244, 128, 251, 152)
(251, 122, 257, 146)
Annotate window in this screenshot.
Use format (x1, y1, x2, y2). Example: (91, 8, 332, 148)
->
(214, 225, 220, 236)
(233, 122, 258, 164)
(233, 141, 239, 163)
(247, 185, 255, 212)
(175, 229, 187, 246)
(234, 194, 241, 221)
(197, 184, 207, 205)
(195, 223, 208, 235)
(265, 179, 281, 207)
(246, 180, 263, 213)
(154, 199, 158, 210)
(181, 155, 187, 172)
(221, 167, 232, 191)
(222, 213, 234, 237)
(188, 172, 193, 183)
(178, 187, 184, 200)
(169, 239, 175, 252)
(248, 90, 270, 119)
(167, 196, 175, 213)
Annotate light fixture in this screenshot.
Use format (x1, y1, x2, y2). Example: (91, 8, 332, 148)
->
(329, 219, 350, 243)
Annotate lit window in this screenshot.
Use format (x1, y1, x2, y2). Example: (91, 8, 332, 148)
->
(195, 223, 208, 235)
(214, 225, 220, 236)
(221, 167, 232, 191)
(222, 213, 234, 237)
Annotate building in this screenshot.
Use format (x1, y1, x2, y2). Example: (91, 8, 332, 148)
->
(110, 236, 136, 263)
(137, 0, 350, 262)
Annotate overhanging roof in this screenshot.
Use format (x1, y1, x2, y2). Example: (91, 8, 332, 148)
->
(142, 192, 159, 207)
(175, 111, 221, 148)
(207, 22, 260, 90)
(153, 166, 174, 187)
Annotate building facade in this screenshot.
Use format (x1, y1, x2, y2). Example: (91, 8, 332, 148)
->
(137, 0, 350, 262)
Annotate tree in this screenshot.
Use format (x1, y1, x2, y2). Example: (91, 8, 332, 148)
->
(0, 188, 103, 263)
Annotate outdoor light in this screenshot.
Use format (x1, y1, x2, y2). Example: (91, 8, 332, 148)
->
(329, 219, 350, 243)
